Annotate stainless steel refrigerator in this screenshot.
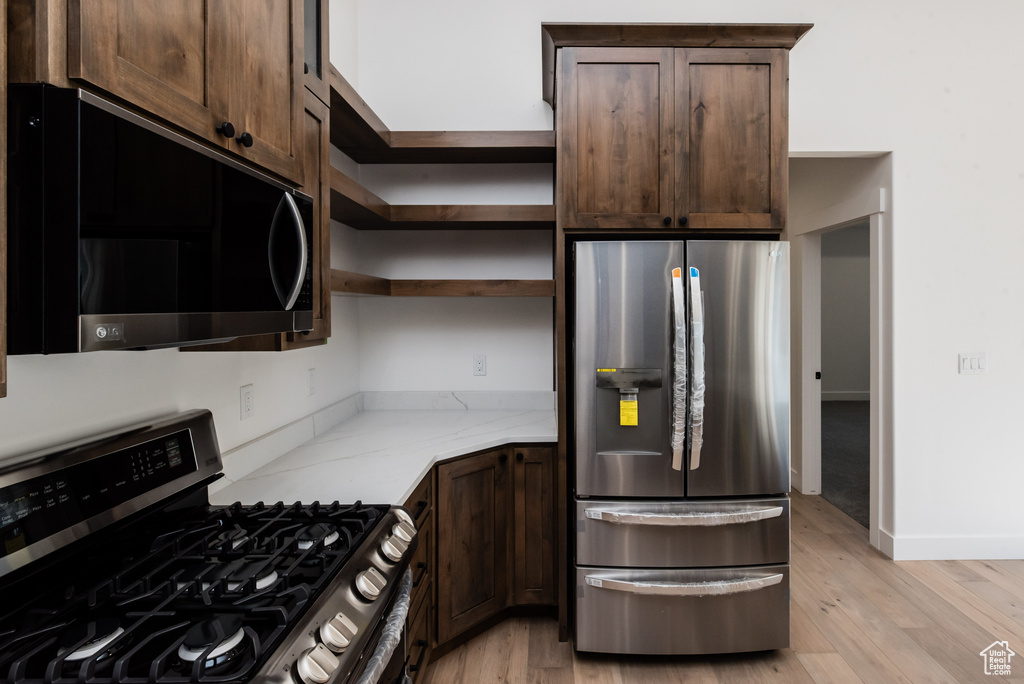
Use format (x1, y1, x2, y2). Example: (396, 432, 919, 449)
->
(573, 240, 791, 655)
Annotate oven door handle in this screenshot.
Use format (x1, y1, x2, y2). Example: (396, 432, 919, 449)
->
(584, 573, 783, 597)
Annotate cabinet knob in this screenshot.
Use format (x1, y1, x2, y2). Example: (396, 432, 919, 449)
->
(678, 216, 688, 226)
(663, 216, 671, 226)
(516, 452, 524, 462)
(216, 121, 235, 138)
(499, 453, 508, 463)
(236, 131, 254, 148)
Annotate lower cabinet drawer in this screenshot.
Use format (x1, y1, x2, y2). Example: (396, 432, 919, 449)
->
(576, 497, 790, 567)
(405, 587, 431, 682)
(409, 512, 431, 615)
(575, 564, 790, 655)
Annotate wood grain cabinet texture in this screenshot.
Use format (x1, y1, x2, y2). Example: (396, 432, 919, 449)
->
(559, 46, 789, 232)
(435, 445, 556, 648)
(436, 448, 511, 645)
(66, 0, 303, 183)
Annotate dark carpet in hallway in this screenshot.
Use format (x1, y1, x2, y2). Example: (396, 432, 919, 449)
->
(821, 400, 869, 528)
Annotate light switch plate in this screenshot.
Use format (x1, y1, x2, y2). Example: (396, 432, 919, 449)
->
(958, 352, 987, 375)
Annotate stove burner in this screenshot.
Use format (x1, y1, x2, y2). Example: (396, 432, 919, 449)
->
(176, 562, 215, 591)
(295, 522, 339, 550)
(227, 560, 279, 591)
(215, 527, 250, 550)
(57, 618, 127, 662)
(178, 615, 247, 672)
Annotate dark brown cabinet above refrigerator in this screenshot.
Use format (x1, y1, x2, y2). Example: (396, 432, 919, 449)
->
(546, 23, 811, 233)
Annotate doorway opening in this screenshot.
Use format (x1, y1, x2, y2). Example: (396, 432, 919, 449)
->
(788, 153, 893, 556)
(820, 221, 870, 528)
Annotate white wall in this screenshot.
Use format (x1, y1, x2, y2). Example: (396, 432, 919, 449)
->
(342, 0, 1024, 559)
(0, 298, 360, 463)
(821, 222, 870, 400)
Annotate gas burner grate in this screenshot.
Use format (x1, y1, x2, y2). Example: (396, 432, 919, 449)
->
(0, 502, 389, 684)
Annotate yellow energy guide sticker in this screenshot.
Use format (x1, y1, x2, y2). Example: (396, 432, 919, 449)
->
(620, 397, 638, 426)
(597, 368, 616, 373)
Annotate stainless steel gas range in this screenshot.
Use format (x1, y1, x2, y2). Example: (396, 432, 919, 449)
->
(0, 410, 416, 684)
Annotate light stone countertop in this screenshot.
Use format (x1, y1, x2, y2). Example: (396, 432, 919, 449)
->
(209, 407, 557, 506)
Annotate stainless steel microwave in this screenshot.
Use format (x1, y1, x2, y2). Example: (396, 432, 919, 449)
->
(6, 85, 314, 354)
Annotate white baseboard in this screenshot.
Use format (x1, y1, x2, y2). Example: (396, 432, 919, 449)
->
(890, 534, 1024, 560)
(876, 528, 896, 559)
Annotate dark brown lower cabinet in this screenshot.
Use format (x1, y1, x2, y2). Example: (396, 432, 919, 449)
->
(435, 444, 556, 648)
(435, 448, 511, 645)
(512, 446, 555, 605)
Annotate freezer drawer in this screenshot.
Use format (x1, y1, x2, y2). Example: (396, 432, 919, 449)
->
(576, 497, 790, 568)
(575, 565, 790, 654)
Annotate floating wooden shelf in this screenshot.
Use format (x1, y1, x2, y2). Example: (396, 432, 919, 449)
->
(329, 167, 555, 230)
(329, 66, 555, 164)
(331, 270, 555, 297)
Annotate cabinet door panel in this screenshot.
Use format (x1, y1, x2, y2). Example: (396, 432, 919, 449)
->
(676, 48, 787, 230)
(209, 0, 301, 180)
(436, 450, 509, 644)
(69, 0, 213, 135)
(560, 47, 674, 230)
(513, 446, 555, 605)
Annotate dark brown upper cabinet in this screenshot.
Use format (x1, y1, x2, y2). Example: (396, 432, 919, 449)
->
(676, 48, 788, 230)
(66, 0, 303, 184)
(559, 47, 675, 230)
(549, 24, 811, 233)
(302, 0, 330, 105)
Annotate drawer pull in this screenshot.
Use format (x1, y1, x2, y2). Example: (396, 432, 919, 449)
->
(412, 561, 428, 588)
(585, 573, 783, 597)
(408, 639, 429, 672)
(584, 506, 783, 527)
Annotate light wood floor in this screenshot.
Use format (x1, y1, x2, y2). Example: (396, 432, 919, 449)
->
(424, 492, 1024, 683)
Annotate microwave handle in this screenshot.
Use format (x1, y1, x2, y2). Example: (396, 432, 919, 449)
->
(269, 193, 308, 311)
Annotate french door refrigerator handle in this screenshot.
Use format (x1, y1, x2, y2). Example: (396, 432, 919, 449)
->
(584, 505, 784, 527)
(268, 192, 308, 311)
(584, 573, 783, 597)
(670, 267, 687, 471)
(689, 267, 705, 470)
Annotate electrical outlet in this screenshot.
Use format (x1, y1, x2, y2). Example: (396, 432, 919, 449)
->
(240, 384, 255, 420)
(473, 354, 487, 376)
(308, 368, 316, 396)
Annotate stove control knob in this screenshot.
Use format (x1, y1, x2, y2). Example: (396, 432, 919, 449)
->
(355, 567, 387, 601)
(394, 508, 415, 527)
(320, 612, 358, 652)
(380, 534, 408, 562)
(296, 643, 339, 684)
(392, 520, 416, 543)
